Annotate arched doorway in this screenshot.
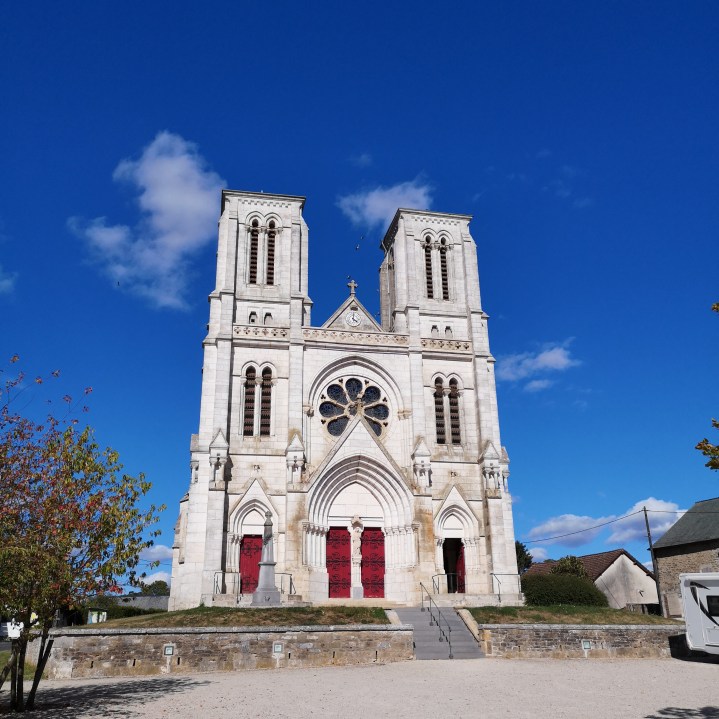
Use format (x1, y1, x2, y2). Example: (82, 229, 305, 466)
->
(305, 454, 415, 602)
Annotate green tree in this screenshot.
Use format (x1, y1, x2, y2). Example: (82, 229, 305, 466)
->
(549, 555, 588, 579)
(515, 540, 533, 574)
(140, 580, 170, 596)
(0, 358, 164, 712)
(695, 304, 719, 471)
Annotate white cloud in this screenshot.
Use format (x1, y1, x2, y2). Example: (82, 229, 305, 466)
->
(337, 179, 433, 229)
(70, 131, 224, 310)
(496, 340, 580, 383)
(530, 546, 549, 562)
(0, 263, 17, 294)
(350, 152, 373, 168)
(141, 571, 171, 585)
(607, 497, 685, 543)
(140, 544, 173, 562)
(524, 378, 554, 393)
(526, 497, 685, 550)
(527, 513, 611, 547)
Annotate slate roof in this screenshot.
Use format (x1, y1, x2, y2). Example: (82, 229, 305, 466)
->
(525, 548, 653, 581)
(653, 497, 719, 549)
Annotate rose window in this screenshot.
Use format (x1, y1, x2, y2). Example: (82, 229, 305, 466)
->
(319, 377, 390, 437)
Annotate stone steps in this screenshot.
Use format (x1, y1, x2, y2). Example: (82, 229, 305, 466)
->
(394, 606, 484, 660)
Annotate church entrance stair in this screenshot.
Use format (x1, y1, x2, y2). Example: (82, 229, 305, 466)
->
(394, 605, 484, 660)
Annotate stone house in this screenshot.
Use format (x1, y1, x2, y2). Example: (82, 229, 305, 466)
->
(525, 549, 659, 612)
(653, 496, 719, 618)
(169, 190, 520, 609)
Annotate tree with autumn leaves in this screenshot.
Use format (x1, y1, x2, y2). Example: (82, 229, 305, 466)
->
(695, 303, 719, 473)
(0, 357, 163, 712)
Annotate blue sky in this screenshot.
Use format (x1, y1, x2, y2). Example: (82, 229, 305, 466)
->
(2, 2, 718, 584)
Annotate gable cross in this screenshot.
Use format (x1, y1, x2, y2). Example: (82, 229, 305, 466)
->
(347, 279, 358, 296)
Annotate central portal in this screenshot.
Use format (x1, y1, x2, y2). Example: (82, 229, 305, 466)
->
(360, 528, 385, 598)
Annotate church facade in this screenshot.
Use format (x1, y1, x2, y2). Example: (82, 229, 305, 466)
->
(169, 190, 520, 609)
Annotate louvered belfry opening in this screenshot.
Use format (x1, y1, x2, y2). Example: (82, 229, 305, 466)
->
(434, 378, 446, 444)
(449, 378, 461, 445)
(424, 237, 434, 299)
(249, 219, 259, 284)
(266, 220, 276, 285)
(243, 367, 256, 436)
(259, 367, 272, 436)
(440, 239, 450, 300)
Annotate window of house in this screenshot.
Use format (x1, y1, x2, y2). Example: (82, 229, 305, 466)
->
(260, 368, 272, 436)
(424, 237, 434, 299)
(243, 367, 256, 436)
(439, 238, 449, 300)
(449, 378, 461, 445)
(434, 376, 462, 446)
(434, 378, 446, 445)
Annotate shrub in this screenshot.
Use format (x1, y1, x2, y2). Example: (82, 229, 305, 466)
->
(549, 555, 588, 578)
(521, 573, 608, 607)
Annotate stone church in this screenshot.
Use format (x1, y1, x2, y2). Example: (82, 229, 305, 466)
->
(169, 190, 520, 609)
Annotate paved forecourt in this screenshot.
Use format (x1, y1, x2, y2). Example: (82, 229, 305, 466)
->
(25, 656, 719, 719)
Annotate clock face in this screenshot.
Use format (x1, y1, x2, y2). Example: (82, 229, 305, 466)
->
(345, 310, 361, 327)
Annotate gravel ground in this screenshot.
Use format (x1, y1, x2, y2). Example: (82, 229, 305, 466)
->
(13, 657, 719, 719)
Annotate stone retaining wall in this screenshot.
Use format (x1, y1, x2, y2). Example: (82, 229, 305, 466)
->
(476, 623, 684, 658)
(36, 624, 414, 679)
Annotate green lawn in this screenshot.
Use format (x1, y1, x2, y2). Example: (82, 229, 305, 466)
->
(469, 605, 681, 625)
(85, 605, 390, 629)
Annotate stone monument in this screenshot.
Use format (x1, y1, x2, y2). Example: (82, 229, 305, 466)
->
(251, 511, 281, 606)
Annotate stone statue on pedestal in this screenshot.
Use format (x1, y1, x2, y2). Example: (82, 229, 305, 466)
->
(252, 511, 281, 606)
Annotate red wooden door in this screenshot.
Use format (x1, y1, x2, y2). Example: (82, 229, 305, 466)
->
(456, 542, 466, 594)
(327, 527, 351, 598)
(361, 528, 385, 598)
(240, 535, 262, 594)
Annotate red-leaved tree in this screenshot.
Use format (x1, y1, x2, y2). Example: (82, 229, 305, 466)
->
(0, 357, 164, 712)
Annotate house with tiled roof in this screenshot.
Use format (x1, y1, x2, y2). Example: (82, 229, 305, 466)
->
(525, 549, 659, 612)
(653, 496, 719, 618)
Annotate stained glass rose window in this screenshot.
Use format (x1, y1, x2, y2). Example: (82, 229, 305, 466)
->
(319, 377, 390, 437)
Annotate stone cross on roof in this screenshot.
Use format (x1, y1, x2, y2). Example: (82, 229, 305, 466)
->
(347, 279, 358, 296)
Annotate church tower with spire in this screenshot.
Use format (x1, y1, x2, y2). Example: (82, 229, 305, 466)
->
(170, 192, 519, 609)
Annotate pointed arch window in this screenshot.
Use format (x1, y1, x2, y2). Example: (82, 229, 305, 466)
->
(260, 368, 273, 436)
(249, 219, 259, 284)
(243, 367, 256, 436)
(423, 236, 434, 299)
(434, 378, 446, 445)
(448, 378, 461, 445)
(439, 238, 450, 300)
(266, 220, 276, 285)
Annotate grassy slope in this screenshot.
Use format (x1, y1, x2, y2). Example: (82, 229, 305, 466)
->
(86, 605, 389, 629)
(469, 605, 681, 625)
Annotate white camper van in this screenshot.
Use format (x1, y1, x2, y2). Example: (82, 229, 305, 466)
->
(680, 573, 719, 655)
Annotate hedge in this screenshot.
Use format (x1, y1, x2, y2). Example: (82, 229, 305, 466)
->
(521, 573, 608, 607)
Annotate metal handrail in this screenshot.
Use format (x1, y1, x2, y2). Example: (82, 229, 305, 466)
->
(419, 582, 453, 659)
(490, 572, 520, 602)
(214, 571, 241, 596)
(275, 573, 295, 595)
(431, 573, 465, 594)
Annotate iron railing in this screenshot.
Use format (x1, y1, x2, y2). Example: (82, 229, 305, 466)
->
(431, 573, 466, 595)
(490, 572, 520, 602)
(213, 571, 295, 597)
(419, 582, 453, 659)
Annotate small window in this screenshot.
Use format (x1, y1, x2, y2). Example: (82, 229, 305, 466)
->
(431, 325, 439, 337)
(445, 326, 453, 338)
(264, 313, 273, 326)
(249, 312, 257, 325)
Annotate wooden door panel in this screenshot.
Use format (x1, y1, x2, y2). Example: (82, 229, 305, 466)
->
(361, 528, 385, 598)
(240, 535, 263, 594)
(327, 527, 351, 598)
